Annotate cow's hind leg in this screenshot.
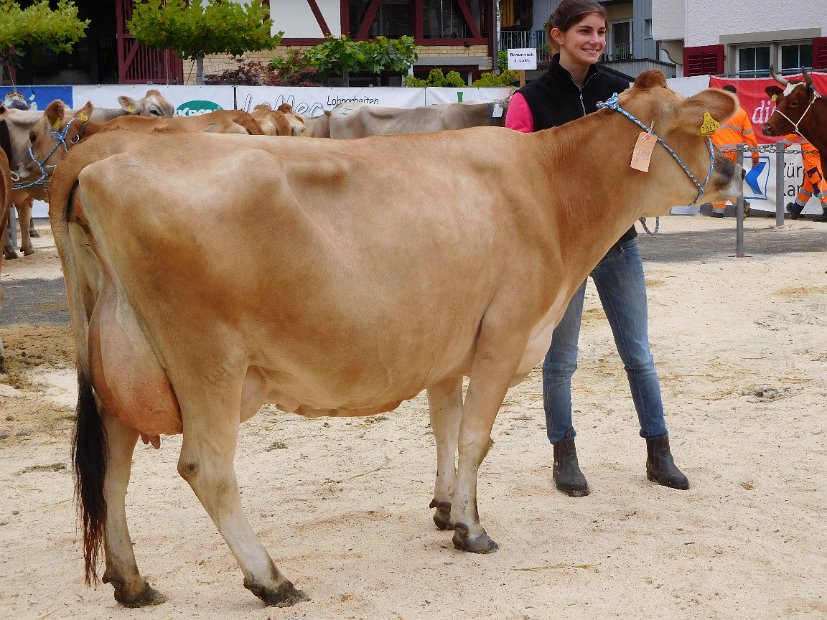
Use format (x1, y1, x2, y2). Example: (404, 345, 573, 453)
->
(177, 409, 307, 607)
(101, 411, 167, 607)
(16, 198, 34, 256)
(426, 378, 463, 531)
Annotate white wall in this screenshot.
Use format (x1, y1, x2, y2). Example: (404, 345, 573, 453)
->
(653, 0, 827, 47)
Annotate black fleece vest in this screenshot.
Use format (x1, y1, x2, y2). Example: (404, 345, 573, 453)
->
(518, 55, 637, 244)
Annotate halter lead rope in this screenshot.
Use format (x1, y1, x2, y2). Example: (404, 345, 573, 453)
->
(11, 116, 82, 190)
(596, 93, 715, 206)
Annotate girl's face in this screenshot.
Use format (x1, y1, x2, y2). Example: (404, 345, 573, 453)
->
(551, 13, 607, 68)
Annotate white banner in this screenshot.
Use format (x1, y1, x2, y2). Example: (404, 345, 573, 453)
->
(235, 86, 425, 117)
(72, 85, 236, 116)
(425, 87, 514, 105)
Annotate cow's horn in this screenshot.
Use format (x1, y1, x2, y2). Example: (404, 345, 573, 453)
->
(801, 67, 813, 88)
(770, 66, 788, 86)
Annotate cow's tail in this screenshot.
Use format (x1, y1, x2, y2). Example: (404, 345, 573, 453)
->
(50, 168, 108, 586)
(72, 368, 107, 585)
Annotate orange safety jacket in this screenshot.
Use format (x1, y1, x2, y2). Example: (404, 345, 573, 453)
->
(783, 133, 823, 172)
(711, 107, 759, 164)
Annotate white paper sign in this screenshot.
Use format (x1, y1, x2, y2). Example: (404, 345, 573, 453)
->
(507, 48, 537, 71)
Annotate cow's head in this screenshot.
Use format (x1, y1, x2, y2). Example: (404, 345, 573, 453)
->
(762, 68, 816, 137)
(251, 103, 307, 136)
(615, 70, 742, 212)
(20, 99, 93, 187)
(119, 89, 174, 118)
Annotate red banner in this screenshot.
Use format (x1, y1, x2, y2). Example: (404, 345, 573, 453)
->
(709, 73, 827, 144)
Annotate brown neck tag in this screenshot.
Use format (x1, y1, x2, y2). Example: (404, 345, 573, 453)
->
(630, 131, 657, 172)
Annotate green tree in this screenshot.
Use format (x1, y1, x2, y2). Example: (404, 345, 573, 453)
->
(127, 0, 283, 85)
(0, 0, 89, 82)
(271, 35, 417, 86)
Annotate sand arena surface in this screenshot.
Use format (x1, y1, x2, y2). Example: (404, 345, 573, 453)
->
(0, 215, 825, 618)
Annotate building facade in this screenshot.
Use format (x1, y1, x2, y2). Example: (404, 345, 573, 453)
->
(652, 0, 827, 77)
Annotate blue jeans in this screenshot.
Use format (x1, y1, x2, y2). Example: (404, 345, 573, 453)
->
(543, 238, 668, 444)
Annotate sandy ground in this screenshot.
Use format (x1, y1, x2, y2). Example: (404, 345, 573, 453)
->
(0, 215, 825, 619)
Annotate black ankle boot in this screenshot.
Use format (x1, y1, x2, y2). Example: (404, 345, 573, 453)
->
(553, 429, 589, 497)
(646, 435, 689, 490)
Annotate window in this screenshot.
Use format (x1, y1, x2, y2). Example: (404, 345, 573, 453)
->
(781, 43, 813, 74)
(609, 21, 632, 60)
(644, 19, 652, 40)
(350, 0, 412, 39)
(424, 0, 484, 39)
(738, 46, 770, 78)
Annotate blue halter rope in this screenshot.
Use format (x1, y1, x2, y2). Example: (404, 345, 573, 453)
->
(596, 92, 715, 206)
(11, 116, 82, 190)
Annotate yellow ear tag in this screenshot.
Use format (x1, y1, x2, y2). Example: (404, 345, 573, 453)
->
(698, 111, 720, 136)
(771, 94, 778, 101)
(128, 103, 136, 113)
(52, 117, 62, 129)
(79, 112, 88, 122)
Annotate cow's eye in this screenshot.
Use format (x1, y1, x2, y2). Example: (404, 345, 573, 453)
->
(150, 109, 161, 116)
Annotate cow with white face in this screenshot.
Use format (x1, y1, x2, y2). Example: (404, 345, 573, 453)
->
(763, 67, 827, 172)
(50, 70, 742, 608)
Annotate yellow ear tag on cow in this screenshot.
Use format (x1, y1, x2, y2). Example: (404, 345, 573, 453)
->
(771, 94, 778, 101)
(698, 112, 720, 136)
(52, 117, 62, 129)
(128, 103, 136, 113)
(78, 113, 88, 122)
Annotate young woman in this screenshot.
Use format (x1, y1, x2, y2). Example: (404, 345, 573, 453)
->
(505, 0, 688, 495)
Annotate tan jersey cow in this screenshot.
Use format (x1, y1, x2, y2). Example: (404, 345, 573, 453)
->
(50, 70, 742, 608)
(249, 103, 307, 136)
(19, 100, 265, 190)
(326, 98, 511, 139)
(2, 89, 174, 258)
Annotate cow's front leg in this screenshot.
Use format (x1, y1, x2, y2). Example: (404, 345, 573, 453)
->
(177, 406, 307, 607)
(2, 225, 17, 259)
(100, 411, 167, 607)
(451, 331, 522, 554)
(426, 377, 463, 531)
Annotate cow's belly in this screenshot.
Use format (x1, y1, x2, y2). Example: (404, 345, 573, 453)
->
(511, 289, 571, 385)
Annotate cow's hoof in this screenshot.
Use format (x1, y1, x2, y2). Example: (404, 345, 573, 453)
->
(452, 523, 498, 554)
(4, 251, 17, 260)
(29, 228, 41, 238)
(245, 578, 309, 607)
(22, 247, 34, 256)
(429, 499, 454, 530)
(114, 582, 167, 608)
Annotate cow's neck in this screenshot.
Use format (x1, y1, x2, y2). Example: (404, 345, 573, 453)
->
(533, 110, 650, 275)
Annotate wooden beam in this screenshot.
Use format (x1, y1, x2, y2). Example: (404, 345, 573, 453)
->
(456, 0, 482, 40)
(307, 0, 331, 36)
(356, 0, 382, 39)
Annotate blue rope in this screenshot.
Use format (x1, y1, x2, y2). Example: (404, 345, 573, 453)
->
(597, 92, 715, 205)
(12, 116, 81, 190)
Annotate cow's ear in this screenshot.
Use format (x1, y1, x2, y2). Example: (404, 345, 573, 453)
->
(45, 99, 68, 129)
(679, 88, 737, 133)
(118, 95, 139, 114)
(0, 103, 6, 118)
(277, 103, 293, 113)
(765, 85, 783, 99)
(75, 101, 93, 123)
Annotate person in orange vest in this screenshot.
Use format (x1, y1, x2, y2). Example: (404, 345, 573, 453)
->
(708, 84, 759, 217)
(783, 133, 827, 222)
